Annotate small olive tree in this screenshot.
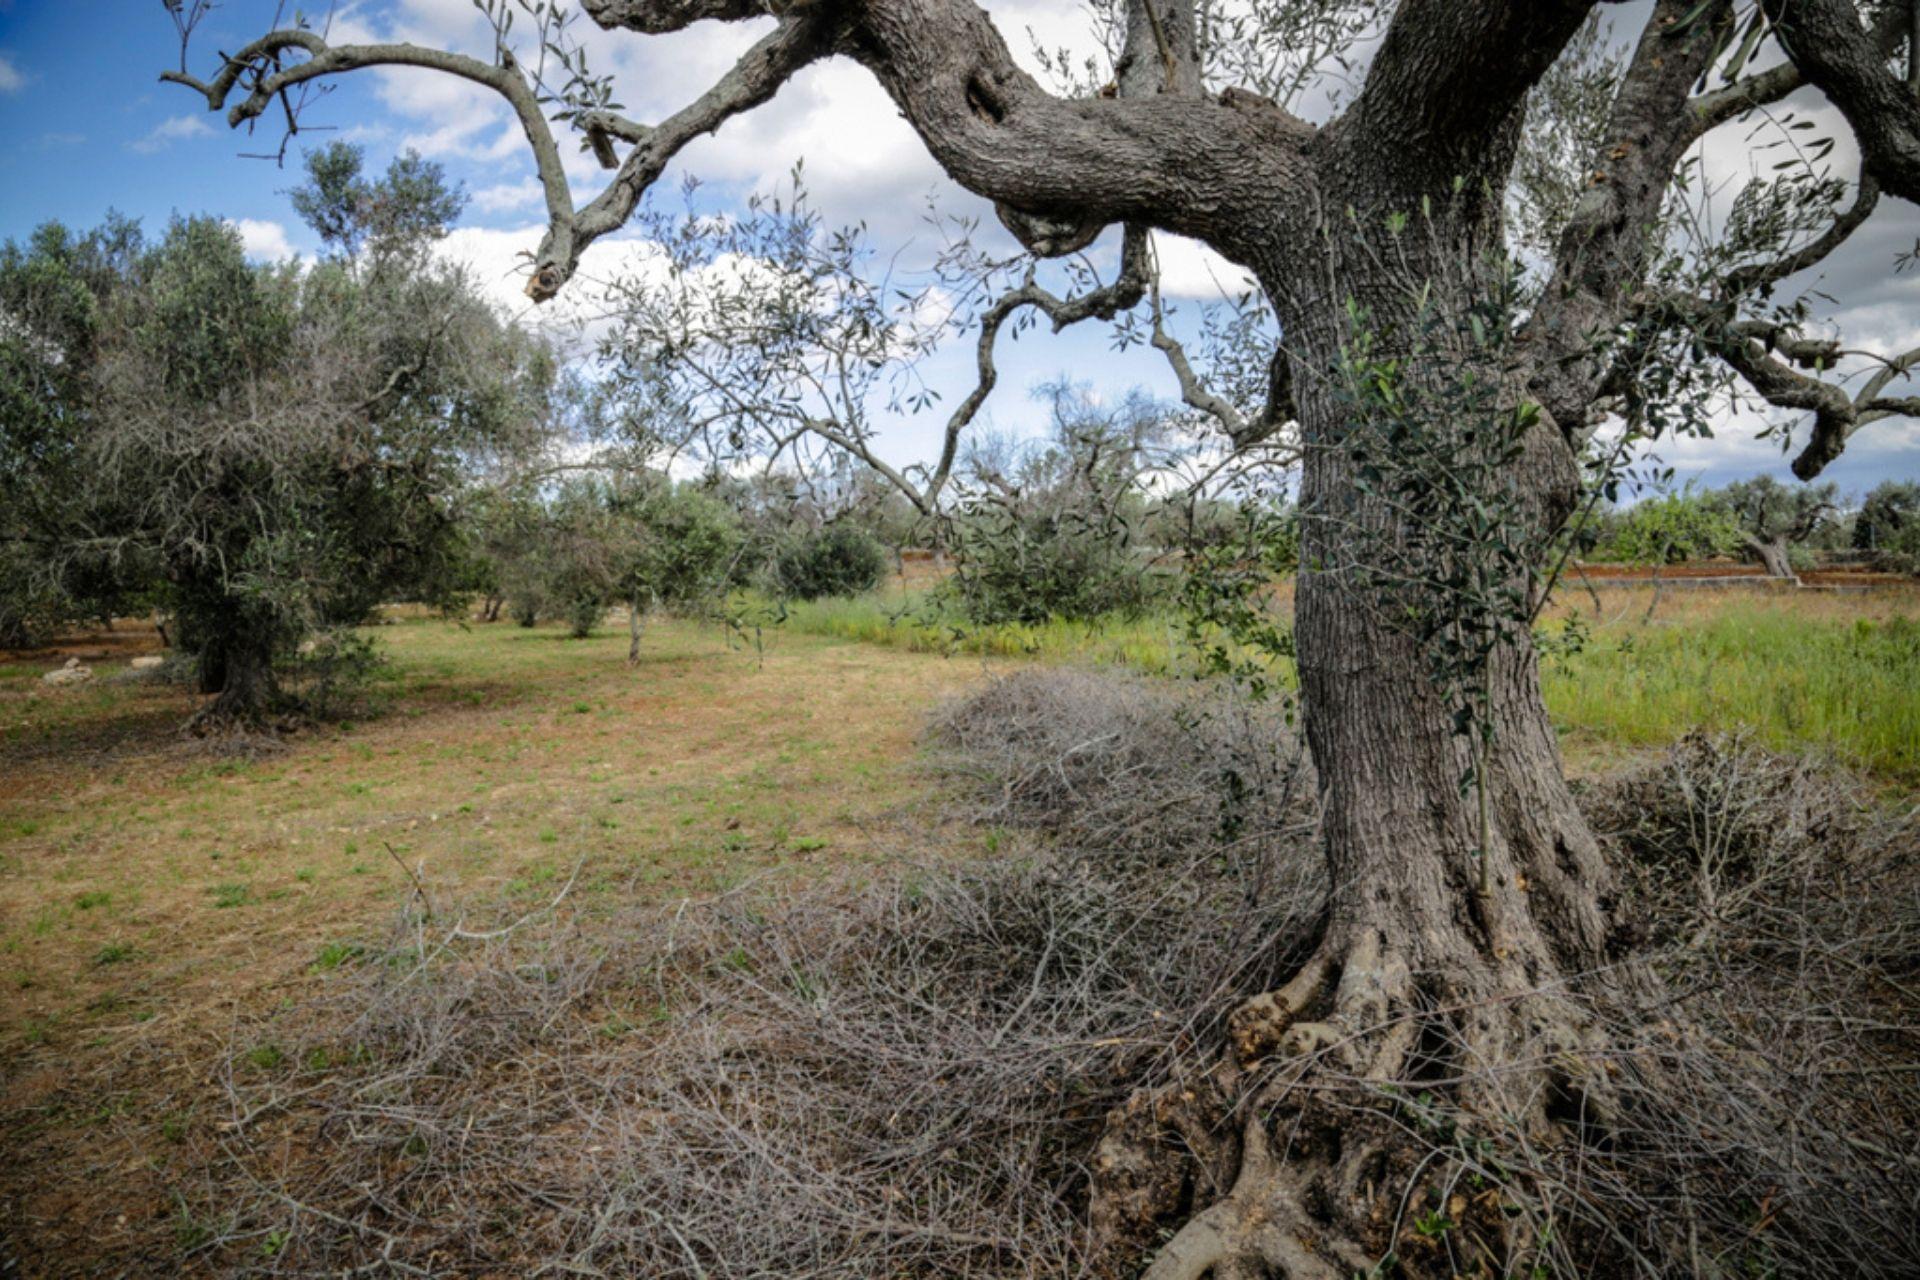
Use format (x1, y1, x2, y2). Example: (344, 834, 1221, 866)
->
(1713, 474, 1841, 578)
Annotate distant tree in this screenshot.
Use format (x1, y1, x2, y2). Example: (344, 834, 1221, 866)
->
(0, 216, 152, 646)
(289, 141, 466, 261)
(941, 382, 1176, 624)
(1713, 475, 1841, 579)
(487, 475, 743, 655)
(1854, 479, 1920, 552)
(616, 480, 743, 661)
(771, 524, 888, 601)
(1597, 488, 1745, 565)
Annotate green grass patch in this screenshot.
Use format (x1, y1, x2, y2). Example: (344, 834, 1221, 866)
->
(1542, 607, 1920, 779)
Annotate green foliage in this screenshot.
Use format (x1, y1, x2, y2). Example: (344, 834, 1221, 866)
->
(290, 142, 467, 260)
(477, 477, 744, 638)
(1596, 489, 1745, 564)
(1855, 480, 1920, 556)
(772, 524, 888, 600)
(941, 503, 1166, 625)
(939, 383, 1172, 626)
(0, 215, 154, 644)
(1880, 520, 1920, 577)
(6, 163, 549, 724)
(1178, 502, 1298, 699)
(624, 482, 745, 609)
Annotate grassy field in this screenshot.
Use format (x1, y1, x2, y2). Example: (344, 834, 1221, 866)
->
(4, 583, 1914, 1056)
(1, 581, 1916, 1272)
(784, 579, 1920, 779)
(0, 619, 987, 1060)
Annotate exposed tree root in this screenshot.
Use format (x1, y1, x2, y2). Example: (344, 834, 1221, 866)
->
(1094, 925, 1635, 1280)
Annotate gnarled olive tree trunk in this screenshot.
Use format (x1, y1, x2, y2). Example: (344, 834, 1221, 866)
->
(192, 629, 280, 729)
(1095, 229, 1637, 1280)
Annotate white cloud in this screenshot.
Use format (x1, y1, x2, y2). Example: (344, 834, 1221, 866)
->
(131, 114, 213, 154)
(228, 218, 297, 263)
(1151, 233, 1257, 301)
(471, 179, 545, 216)
(0, 53, 25, 94)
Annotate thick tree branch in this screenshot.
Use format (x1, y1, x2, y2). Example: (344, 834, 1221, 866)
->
(1527, 0, 1741, 434)
(1690, 60, 1806, 136)
(552, 15, 835, 296)
(1660, 292, 1920, 477)
(163, 18, 835, 302)
(1340, 0, 1601, 190)
(162, 31, 574, 247)
(1763, 0, 1920, 203)
(580, 0, 764, 33)
(584, 0, 1310, 265)
(1690, 4, 1910, 138)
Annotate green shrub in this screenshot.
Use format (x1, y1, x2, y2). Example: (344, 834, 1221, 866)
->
(772, 525, 888, 600)
(940, 507, 1167, 625)
(1882, 521, 1920, 576)
(1594, 490, 1744, 564)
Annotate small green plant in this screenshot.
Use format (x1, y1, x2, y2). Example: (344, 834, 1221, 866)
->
(208, 883, 250, 909)
(91, 941, 136, 967)
(311, 941, 363, 972)
(74, 890, 111, 910)
(244, 1043, 284, 1070)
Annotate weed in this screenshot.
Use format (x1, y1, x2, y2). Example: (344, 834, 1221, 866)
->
(91, 941, 136, 967)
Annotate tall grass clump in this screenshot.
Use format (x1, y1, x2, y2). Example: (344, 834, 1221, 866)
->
(1543, 604, 1920, 778)
(780, 589, 1215, 675)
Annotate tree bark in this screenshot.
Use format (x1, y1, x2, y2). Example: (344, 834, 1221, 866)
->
(1097, 202, 1636, 1280)
(191, 632, 279, 730)
(1747, 533, 1799, 581)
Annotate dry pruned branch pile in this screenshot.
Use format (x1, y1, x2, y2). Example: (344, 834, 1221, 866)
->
(172, 680, 1915, 1278)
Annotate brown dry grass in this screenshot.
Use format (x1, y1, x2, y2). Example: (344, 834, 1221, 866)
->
(0, 614, 989, 1275)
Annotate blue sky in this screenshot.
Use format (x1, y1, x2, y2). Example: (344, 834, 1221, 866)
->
(2, 0, 1918, 499)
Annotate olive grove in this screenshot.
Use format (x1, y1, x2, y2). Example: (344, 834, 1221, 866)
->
(161, 0, 1920, 1273)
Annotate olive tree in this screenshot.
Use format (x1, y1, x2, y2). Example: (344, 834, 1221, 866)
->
(77, 145, 550, 726)
(1854, 476, 1920, 551)
(166, 0, 1920, 1271)
(0, 217, 154, 646)
(1713, 474, 1841, 578)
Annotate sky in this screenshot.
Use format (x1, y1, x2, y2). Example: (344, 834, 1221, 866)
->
(1, 0, 1918, 500)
